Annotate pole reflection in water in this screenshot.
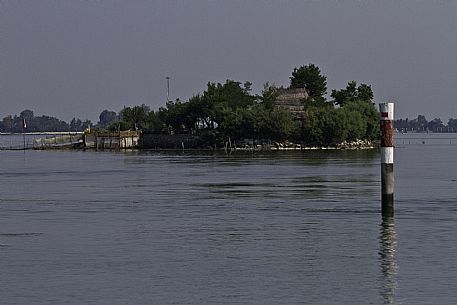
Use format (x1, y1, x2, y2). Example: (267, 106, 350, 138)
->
(379, 216, 399, 304)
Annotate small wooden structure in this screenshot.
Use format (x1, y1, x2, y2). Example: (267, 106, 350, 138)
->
(275, 87, 309, 118)
(84, 130, 141, 149)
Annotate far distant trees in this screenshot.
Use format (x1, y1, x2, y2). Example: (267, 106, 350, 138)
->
(20, 109, 34, 122)
(98, 110, 117, 128)
(0, 115, 14, 131)
(70, 118, 83, 131)
(427, 118, 444, 131)
(394, 115, 454, 132)
(448, 118, 457, 130)
(0, 111, 91, 133)
(417, 115, 428, 131)
(2, 62, 455, 141)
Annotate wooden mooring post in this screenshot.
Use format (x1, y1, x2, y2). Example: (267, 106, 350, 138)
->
(380, 102, 394, 216)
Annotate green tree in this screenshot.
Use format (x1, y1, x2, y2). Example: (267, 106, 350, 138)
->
(342, 100, 379, 140)
(301, 107, 346, 145)
(331, 81, 374, 106)
(32, 115, 69, 132)
(144, 111, 167, 134)
(356, 83, 374, 102)
(163, 100, 191, 133)
(119, 104, 150, 130)
(171, 80, 256, 134)
(290, 64, 327, 100)
(337, 107, 366, 141)
(259, 82, 279, 109)
(218, 107, 253, 140)
(251, 104, 298, 141)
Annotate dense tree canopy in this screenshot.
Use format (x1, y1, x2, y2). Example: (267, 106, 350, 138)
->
(394, 115, 453, 132)
(290, 64, 327, 100)
(331, 81, 374, 107)
(99, 110, 117, 128)
(3, 63, 453, 146)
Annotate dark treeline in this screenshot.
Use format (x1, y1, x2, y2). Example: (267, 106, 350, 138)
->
(97, 64, 380, 146)
(0, 109, 92, 133)
(1, 64, 379, 146)
(6, 64, 450, 145)
(394, 115, 457, 132)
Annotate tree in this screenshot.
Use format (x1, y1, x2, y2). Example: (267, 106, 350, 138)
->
(447, 118, 457, 131)
(338, 107, 366, 141)
(218, 107, 253, 140)
(259, 82, 279, 109)
(119, 104, 150, 130)
(342, 100, 379, 140)
(331, 81, 374, 107)
(31, 115, 69, 132)
(290, 64, 327, 100)
(251, 104, 298, 141)
(204, 80, 255, 111)
(301, 107, 342, 145)
(81, 119, 92, 131)
(99, 110, 117, 128)
(163, 100, 190, 133)
(20, 109, 34, 122)
(427, 118, 444, 132)
(1, 115, 14, 132)
(144, 111, 167, 134)
(70, 118, 83, 131)
(416, 115, 428, 131)
(356, 83, 374, 102)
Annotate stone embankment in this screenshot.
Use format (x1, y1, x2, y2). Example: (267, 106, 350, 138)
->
(9, 132, 376, 151)
(233, 139, 377, 151)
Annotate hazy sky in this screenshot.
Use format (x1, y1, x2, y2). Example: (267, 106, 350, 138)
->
(1, 0, 456, 123)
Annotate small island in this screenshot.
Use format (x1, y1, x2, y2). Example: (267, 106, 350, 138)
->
(1, 64, 455, 150)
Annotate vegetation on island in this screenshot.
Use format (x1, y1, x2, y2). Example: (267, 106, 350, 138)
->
(2, 63, 455, 146)
(103, 64, 381, 147)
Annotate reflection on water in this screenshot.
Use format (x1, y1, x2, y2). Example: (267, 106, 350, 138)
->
(379, 216, 398, 304)
(3, 145, 457, 304)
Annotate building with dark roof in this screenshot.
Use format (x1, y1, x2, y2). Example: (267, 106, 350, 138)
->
(275, 87, 308, 118)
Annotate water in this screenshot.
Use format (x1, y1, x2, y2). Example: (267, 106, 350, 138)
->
(1, 136, 456, 304)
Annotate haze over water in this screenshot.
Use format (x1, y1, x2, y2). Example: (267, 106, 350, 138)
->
(1, 134, 457, 304)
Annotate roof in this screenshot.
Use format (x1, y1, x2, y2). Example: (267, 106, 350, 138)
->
(275, 87, 309, 106)
(274, 87, 308, 118)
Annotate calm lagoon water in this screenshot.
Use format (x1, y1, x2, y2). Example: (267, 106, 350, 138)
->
(1, 134, 456, 304)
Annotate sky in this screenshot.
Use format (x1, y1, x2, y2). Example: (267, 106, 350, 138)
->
(1, 0, 456, 123)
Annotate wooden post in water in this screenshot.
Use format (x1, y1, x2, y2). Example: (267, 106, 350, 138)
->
(22, 118, 26, 150)
(380, 102, 394, 216)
